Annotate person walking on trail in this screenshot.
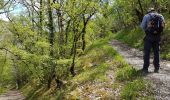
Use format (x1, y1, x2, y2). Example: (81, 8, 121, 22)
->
(140, 8, 165, 73)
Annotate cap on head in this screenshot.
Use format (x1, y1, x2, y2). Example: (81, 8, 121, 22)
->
(148, 7, 155, 12)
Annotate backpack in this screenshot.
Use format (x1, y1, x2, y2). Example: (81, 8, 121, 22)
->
(145, 13, 164, 35)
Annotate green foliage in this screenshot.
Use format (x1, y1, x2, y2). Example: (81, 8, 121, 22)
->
(160, 29, 170, 60)
(120, 79, 154, 100)
(93, 17, 114, 38)
(113, 56, 154, 99)
(114, 27, 145, 49)
(74, 38, 118, 83)
(0, 87, 7, 94)
(162, 52, 170, 60)
(116, 66, 139, 81)
(84, 38, 108, 54)
(56, 59, 72, 79)
(78, 38, 118, 72)
(73, 63, 109, 84)
(21, 82, 50, 100)
(0, 52, 14, 87)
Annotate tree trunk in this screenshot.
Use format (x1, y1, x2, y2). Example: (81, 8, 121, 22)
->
(39, 0, 43, 35)
(65, 20, 71, 45)
(12, 59, 21, 89)
(70, 35, 77, 77)
(82, 32, 86, 51)
(135, 8, 143, 22)
(47, 0, 55, 88)
(56, 0, 65, 57)
(82, 15, 87, 51)
(137, 0, 144, 22)
(31, 0, 35, 31)
(47, 0, 54, 47)
(57, 11, 65, 57)
(82, 13, 95, 51)
(116, 8, 123, 29)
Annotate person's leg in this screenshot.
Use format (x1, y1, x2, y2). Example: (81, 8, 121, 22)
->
(143, 39, 152, 71)
(153, 41, 160, 72)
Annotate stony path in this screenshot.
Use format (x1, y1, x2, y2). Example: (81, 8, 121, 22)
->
(110, 40, 170, 100)
(0, 90, 25, 100)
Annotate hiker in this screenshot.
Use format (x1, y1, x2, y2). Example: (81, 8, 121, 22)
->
(140, 8, 165, 73)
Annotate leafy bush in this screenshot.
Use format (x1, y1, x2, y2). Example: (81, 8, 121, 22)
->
(116, 66, 139, 81)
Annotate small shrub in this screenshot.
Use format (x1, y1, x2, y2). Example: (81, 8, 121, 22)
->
(120, 79, 154, 99)
(116, 66, 139, 81)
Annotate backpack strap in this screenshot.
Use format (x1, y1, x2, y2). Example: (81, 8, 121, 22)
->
(147, 13, 153, 28)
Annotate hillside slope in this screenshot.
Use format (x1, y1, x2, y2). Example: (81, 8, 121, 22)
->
(19, 37, 154, 99)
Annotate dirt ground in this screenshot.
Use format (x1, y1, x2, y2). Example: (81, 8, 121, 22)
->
(0, 90, 25, 100)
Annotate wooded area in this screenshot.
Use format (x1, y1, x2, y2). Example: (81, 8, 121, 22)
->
(0, 0, 170, 99)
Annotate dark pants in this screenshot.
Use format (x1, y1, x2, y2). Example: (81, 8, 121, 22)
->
(143, 37, 160, 70)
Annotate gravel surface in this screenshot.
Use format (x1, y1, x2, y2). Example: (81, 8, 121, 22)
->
(0, 90, 25, 100)
(110, 40, 170, 100)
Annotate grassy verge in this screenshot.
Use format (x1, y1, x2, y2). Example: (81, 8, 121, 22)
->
(115, 64, 154, 99)
(20, 80, 63, 100)
(120, 78, 154, 99)
(66, 37, 154, 99)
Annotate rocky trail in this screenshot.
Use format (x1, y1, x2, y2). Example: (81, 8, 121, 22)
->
(0, 90, 25, 100)
(110, 40, 170, 100)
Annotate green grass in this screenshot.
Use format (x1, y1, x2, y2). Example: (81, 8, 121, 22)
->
(116, 66, 139, 81)
(120, 79, 154, 100)
(73, 63, 110, 84)
(0, 87, 7, 94)
(21, 80, 63, 100)
(113, 58, 154, 99)
(73, 38, 119, 84)
(114, 63, 155, 99)
(114, 27, 145, 50)
(160, 29, 170, 60)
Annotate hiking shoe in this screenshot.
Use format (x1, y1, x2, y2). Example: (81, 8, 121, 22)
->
(139, 68, 148, 74)
(142, 69, 149, 73)
(154, 69, 159, 73)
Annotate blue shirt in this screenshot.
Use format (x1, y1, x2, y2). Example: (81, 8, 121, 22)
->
(140, 12, 165, 31)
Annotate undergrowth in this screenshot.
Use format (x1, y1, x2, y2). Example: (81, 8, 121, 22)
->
(0, 87, 7, 94)
(20, 36, 154, 99)
(120, 78, 154, 100)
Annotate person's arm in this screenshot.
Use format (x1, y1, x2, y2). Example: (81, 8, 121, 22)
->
(140, 15, 148, 31)
(161, 15, 165, 28)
